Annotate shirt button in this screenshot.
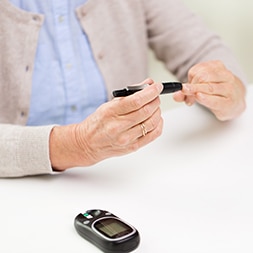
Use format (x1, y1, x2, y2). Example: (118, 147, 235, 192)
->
(98, 53, 104, 60)
(25, 65, 30, 72)
(71, 105, 77, 112)
(32, 15, 41, 22)
(58, 15, 64, 23)
(66, 63, 72, 70)
(20, 111, 27, 117)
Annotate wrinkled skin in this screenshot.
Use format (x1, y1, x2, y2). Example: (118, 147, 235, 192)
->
(173, 60, 246, 121)
(50, 78, 164, 171)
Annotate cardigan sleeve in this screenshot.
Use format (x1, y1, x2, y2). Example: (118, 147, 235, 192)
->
(0, 124, 55, 177)
(143, 0, 248, 84)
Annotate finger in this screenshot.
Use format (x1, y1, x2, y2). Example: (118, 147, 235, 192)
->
(188, 60, 230, 84)
(173, 91, 196, 106)
(114, 108, 162, 146)
(121, 104, 162, 142)
(104, 96, 161, 144)
(114, 94, 161, 134)
(136, 117, 164, 147)
(182, 82, 229, 97)
(195, 92, 228, 112)
(173, 91, 185, 102)
(113, 81, 163, 115)
(135, 107, 162, 139)
(184, 95, 196, 106)
(112, 116, 163, 155)
(127, 77, 154, 89)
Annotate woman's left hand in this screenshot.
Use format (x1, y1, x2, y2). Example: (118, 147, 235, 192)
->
(173, 60, 246, 121)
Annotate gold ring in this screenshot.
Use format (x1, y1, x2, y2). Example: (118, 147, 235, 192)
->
(140, 123, 148, 137)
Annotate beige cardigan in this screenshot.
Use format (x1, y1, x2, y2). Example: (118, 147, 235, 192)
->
(0, 0, 247, 177)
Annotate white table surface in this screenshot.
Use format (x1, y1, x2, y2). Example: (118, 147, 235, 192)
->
(1, 85, 253, 253)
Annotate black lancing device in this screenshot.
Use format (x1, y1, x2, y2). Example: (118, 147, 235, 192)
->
(112, 82, 182, 97)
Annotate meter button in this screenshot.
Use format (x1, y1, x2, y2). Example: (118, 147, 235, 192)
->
(105, 212, 112, 216)
(83, 220, 90, 225)
(83, 213, 93, 219)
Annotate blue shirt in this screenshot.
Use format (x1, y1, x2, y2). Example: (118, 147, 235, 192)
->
(10, 0, 107, 125)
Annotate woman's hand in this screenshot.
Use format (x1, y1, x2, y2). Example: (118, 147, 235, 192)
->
(173, 60, 246, 121)
(49, 78, 164, 171)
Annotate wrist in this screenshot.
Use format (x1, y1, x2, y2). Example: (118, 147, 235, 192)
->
(49, 124, 87, 171)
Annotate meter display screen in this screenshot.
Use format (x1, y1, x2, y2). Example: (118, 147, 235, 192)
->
(94, 218, 133, 239)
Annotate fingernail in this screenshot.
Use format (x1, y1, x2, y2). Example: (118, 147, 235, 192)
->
(183, 84, 191, 93)
(157, 82, 164, 93)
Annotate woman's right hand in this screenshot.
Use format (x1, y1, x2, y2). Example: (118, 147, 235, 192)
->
(49, 78, 164, 171)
